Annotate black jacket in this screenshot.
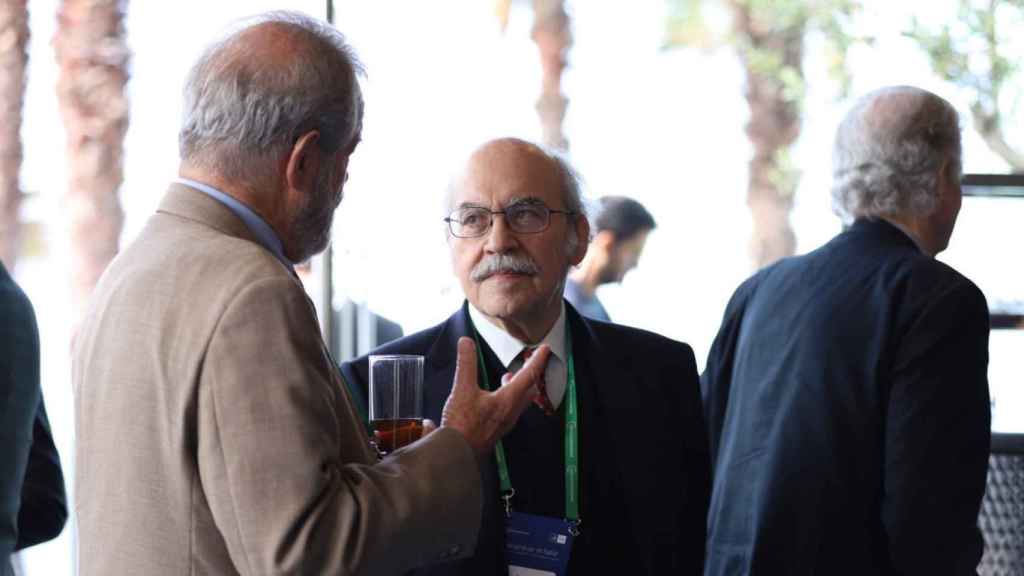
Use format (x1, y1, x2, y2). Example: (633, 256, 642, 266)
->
(1, 263, 66, 573)
(341, 302, 710, 574)
(702, 219, 991, 575)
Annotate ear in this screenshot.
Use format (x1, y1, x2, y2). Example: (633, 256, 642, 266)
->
(593, 230, 616, 250)
(285, 130, 323, 196)
(940, 156, 957, 191)
(569, 215, 590, 265)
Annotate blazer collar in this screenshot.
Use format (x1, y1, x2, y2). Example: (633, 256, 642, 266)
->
(849, 217, 923, 252)
(157, 183, 262, 248)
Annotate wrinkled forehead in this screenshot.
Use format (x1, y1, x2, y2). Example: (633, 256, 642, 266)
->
(452, 144, 565, 208)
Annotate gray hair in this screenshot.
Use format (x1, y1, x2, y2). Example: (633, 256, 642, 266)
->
(550, 151, 588, 251)
(179, 11, 364, 186)
(831, 86, 961, 224)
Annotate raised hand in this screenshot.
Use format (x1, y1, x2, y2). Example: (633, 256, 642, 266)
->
(440, 337, 550, 456)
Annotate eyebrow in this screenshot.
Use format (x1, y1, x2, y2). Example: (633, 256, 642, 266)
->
(504, 196, 545, 207)
(455, 201, 489, 210)
(454, 196, 546, 210)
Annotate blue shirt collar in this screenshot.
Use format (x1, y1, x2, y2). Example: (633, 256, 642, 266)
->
(174, 177, 294, 270)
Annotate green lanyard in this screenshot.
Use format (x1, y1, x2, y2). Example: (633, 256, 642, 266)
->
(470, 320, 580, 531)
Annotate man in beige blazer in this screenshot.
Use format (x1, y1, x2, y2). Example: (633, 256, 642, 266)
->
(72, 12, 548, 575)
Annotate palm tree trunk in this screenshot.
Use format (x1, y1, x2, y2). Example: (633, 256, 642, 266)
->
(0, 0, 29, 270)
(532, 0, 571, 151)
(732, 2, 803, 269)
(53, 0, 130, 317)
(971, 104, 1024, 173)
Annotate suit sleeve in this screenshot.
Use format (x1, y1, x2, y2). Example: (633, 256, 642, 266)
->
(15, 399, 67, 550)
(0, 286, 41, 560)
(882, 281, 991, 575)
(199, 276, 482, 575)
(676, 344, 711, 574)
(700, 275, 759, 473)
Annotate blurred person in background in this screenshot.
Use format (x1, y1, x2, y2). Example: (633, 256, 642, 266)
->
(702, 85, 991, 575)
(72, 12, 547, 575)
(1, 262, 66, 576)
(565, 195, 656, 322)
(342, 138, 710, 575)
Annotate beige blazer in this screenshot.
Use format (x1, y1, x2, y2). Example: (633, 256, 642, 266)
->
(73, 184, 482, 575)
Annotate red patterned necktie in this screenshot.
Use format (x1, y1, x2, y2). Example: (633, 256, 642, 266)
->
(520, 346, 555, 417)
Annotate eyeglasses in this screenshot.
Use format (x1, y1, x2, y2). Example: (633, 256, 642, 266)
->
(444, 204, 577, 238)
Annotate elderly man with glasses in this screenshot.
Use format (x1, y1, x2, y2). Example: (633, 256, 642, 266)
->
(341, 137, 710, 575)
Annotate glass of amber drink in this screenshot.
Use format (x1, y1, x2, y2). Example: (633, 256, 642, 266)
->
(369, 354, 425, 453)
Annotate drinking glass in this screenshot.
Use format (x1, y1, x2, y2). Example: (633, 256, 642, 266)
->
(368, 354, 425, 453)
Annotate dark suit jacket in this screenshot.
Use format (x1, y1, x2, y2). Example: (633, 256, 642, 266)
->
(702, 219, 991, 576)
(1, 263, 66, 573)
(341, 302, 711, 574)
(15, 400, 67, 551)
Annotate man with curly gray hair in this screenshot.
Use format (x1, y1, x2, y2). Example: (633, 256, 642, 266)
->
(702, 86, 991, 575)
(831, 85, 963, 253)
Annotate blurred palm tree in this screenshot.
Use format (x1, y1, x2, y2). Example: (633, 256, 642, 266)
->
(665, 0, 865, 269)
(0, 0, 29, 270)
(906, 0, 1024, 172)
(53, 0, 130, 318)
(496, 0, 572, 151)
(531, 0, 571, 151)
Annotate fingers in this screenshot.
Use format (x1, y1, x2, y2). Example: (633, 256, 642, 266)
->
(421, 418, 437, 435)
(495, 344, 550, 411)
(451, 337, 479, 397)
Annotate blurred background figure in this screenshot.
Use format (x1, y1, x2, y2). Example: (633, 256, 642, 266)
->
(1, 262, 66, 576)
(565, 195, 656, 322)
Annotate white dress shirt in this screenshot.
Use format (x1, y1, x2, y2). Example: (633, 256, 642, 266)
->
(467, 302, 568, 408)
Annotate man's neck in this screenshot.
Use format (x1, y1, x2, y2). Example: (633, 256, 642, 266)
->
(179, 165, 293, 257)
(179, 167, 282, 228)
(879, 215, 937, 257)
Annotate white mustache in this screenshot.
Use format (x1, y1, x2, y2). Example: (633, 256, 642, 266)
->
(471, 253, 540, 282)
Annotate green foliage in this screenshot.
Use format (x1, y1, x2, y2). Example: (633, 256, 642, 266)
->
(664, 0, 869, 100)
(769, 148, 802, 199)
(664, 0, 721, 49)
(663, 0, 869, 263)
(905, 0, 1024, 170)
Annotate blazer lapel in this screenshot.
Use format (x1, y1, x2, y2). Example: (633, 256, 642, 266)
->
(421, 305, 466, 423)
(568, 307, 670, 567)
(421, 302, 508, 423)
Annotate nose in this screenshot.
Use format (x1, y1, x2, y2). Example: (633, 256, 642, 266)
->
(483, 212, 517, 254)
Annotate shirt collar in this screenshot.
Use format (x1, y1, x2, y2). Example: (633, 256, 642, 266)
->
(175, 177, 294, 270)
(467, 300, 568, 369)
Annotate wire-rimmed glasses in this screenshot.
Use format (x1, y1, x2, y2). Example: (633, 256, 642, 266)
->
(444, 203, 576, 238)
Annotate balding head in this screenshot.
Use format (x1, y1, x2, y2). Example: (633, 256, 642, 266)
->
(179, 11, 363, 187)
(448, 139, 585, 215)
(449, 138, 586, 237)
(446, 138, 590, 341)
(831, 86, 961, 224)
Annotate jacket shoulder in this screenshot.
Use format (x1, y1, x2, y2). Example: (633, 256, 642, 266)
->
(884, 248, 987, 313)
(584, 318, 697, 368)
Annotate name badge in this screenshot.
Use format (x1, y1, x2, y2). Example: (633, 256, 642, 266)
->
(505, 511, 575, 576)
